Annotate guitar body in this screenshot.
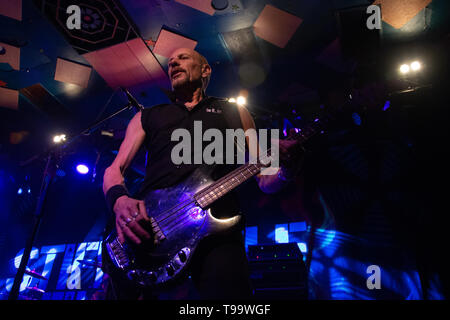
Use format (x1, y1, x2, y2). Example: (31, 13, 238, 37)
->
(103, 166, 242, 288)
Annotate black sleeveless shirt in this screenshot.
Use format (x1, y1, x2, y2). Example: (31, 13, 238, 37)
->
(136, 96, 244, 200)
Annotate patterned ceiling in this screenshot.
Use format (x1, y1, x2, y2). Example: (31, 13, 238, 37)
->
(0, 0, 449, 160)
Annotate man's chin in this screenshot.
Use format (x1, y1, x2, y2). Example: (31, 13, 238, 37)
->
(171, 78, 186, 89)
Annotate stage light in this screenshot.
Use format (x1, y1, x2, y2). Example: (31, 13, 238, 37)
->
(53, 134, 66, 144)
(411, 61, 421, 71)
(297, 242, 307, 253)
(228, 98, 236, 103)
(76, 164, 89, 175)
(275, 224, 289, 243)
(352, 112, 362, 126)
(64, 83, 83, 96)
(236, 96, 246, 106)
(17, 188, 23, 195)
(399, 64, 410, 74)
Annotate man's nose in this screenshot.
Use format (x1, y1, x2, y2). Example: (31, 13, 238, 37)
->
(169, 59, 179, 68)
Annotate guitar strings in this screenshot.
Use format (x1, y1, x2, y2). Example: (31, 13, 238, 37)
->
(148, 103, 347, 237)
(159, 149, 283, 235)
(155, 134, 302, 235)
(154, 137, 257, 228)
(152, 124, 322, 236)
(157, 162, 262, 233)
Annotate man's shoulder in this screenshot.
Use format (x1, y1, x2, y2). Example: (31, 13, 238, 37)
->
(207, 96, 229, 104)
(206, 96, 237, 110)
(142, 102, 173, 114)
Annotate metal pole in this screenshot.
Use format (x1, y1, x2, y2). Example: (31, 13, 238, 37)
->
(8, 153, 54, 300)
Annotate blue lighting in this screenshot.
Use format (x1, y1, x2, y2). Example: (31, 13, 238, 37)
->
(383, 100, 391, 111)
(76, 164, 89, 175)
(289, 221, 307, 232)
(17, 188, 23, 195)
(352, 113, 362, 126)
(297, 242, 307, 253)
(275, 224, 289, 243)
(56, 169, 66, 177)
(245, 226, 258, 250)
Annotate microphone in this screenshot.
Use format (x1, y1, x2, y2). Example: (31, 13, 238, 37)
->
(121, 87, 144, 112)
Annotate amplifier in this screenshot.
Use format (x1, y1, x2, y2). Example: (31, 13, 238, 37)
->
(247, 243, 308, 299)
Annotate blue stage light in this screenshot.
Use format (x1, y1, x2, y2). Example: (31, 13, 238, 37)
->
(352, 112, 362, 126)
(17, 188, 23, 195)
(275, 224, 289, 243)
(76, 164, 89, 175)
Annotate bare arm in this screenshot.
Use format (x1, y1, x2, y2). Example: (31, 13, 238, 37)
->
(103, 112, 145, 194)
(103, 111, 151, 244)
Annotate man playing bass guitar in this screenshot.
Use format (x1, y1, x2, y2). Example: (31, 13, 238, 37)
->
(102, 48, 303, 300)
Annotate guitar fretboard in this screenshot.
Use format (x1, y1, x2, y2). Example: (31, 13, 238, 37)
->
(195, 163, 263, 208)
(194, 110, 337, 208)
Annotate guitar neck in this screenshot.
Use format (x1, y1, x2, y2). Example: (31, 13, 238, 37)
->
(194, 109, 338, 208)
(194, 162, 264, 208)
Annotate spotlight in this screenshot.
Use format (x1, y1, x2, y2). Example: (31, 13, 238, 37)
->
(17, 188, 23, 195)
(399, 64, 410, 74)
(53, 134, 66, 144)
(76, 164, 89, 175)
(211, 0, 229, 10)
(411, 61, 421, 71)
(236, 96, 246, 106)
(228, 98, 236, 103)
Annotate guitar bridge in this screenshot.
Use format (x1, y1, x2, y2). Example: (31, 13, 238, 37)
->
(150, 217, 166, 244)
(105, 237, 130, 269)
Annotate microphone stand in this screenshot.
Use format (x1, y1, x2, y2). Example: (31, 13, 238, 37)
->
(8, 98, 140, 300)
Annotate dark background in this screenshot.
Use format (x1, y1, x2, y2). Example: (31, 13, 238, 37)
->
(1, 0, 449, 299)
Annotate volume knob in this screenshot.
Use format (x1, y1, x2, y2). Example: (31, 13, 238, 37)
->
(145, 271, 157, 283)
(178, 250, 187, 262)
(166, 264, 175, 276)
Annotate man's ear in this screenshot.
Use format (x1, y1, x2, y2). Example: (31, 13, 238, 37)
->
(202, 64, 212, 78)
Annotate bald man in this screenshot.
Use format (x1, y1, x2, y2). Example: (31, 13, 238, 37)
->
(102, 48, 303, 299)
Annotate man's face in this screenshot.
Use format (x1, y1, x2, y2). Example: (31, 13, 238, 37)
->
(168, 48, 208, 90)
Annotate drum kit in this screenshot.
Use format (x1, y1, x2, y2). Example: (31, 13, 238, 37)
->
(7, 269, 48, 300)
(13, 260, 102, 300)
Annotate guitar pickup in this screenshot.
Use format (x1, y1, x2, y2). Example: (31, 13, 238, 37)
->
(150, 217, 166, 244)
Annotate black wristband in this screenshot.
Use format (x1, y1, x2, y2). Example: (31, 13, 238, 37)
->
(105, 185, 130, 212)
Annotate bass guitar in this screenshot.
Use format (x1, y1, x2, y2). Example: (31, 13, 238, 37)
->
(103, 107, 338, 287)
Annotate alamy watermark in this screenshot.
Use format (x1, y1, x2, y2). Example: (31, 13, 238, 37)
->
(366, 265, 381, 290)
(170, 121, 280, 175)
(66, 5, 81, 30)
(366, 5, 381, 30)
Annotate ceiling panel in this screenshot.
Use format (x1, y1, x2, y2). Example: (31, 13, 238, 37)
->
(153, 28, 198, 58)
(253, 4, 303, 48)
(373, 0, 433, 29)
(54, 58, 92, 88)
(0, 87, 19, 110)
(175, 0, 216, 16)
(0, 0, 22, 21)
(82, 38, 169, 89)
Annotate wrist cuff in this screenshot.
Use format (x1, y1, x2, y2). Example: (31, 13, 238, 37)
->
(105, 185, 130, 212)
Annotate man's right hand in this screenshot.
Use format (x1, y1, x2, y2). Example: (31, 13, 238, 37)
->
(113, 195, 152, 245)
